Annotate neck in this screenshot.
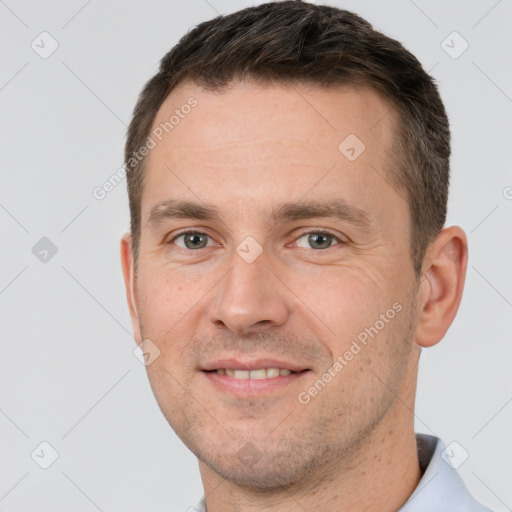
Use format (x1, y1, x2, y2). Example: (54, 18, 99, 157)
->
(199, 349, 422, 512)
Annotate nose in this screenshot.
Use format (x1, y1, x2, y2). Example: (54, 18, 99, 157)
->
(207, 246, 291, 336)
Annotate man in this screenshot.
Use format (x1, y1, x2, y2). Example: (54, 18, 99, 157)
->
(120, 1, 493, 510)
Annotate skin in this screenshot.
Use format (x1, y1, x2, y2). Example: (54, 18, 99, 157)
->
(121, 79, 468, 512)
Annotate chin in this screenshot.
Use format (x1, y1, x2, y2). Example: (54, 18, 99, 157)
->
(193, 436, 334, 492)
(205, 458, 307, 490)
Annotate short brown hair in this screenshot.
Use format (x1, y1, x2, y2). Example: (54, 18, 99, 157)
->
(125, 0, 450, 276)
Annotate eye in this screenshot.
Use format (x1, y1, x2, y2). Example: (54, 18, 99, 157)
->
(171, 230, 215, 250)
(167, 229, 345, 251)
(294, 230, 344, 250)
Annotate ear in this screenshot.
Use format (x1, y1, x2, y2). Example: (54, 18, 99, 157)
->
(120, 232, 142, 344)
(415, 226, 468, 348)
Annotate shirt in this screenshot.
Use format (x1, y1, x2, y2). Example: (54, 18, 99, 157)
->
(190, 434, 494, 511)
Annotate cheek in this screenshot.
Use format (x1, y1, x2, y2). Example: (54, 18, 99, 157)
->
(300, 266, 393, 344)
(137, 266, 196, 328)
(134, 268, 201, 373)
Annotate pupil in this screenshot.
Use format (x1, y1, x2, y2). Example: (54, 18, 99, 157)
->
(310, 233, 330, 249)
(187, 233, 206, 248)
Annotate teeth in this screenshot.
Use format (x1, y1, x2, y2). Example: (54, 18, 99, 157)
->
(249, 369, 267, 380)
(217, 368, 295, 379)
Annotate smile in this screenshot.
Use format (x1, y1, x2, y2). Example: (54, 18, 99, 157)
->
(213, 368, 294, 379)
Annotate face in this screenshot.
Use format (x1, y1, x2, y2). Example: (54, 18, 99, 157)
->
(124, 80, 423, 489)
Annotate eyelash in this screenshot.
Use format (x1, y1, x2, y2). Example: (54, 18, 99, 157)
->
(167, 229, 346, 251)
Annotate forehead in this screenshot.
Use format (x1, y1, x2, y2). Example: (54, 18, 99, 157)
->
(150, 79, 394, 158)
(141, 79, 405, 229)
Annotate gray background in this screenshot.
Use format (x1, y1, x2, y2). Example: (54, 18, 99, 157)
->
(1, 0, 511, 511)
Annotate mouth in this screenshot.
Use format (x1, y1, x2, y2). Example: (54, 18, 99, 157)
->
(201, 358, 312, 396)
(205, 367, 305, 379)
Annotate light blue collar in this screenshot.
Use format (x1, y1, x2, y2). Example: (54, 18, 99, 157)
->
(399, 434, 492, 511)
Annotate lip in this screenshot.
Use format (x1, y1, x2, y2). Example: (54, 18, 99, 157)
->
(201, 357, 310, 372)
(200, 357, 312, 398)
(202, 368, 311, 397)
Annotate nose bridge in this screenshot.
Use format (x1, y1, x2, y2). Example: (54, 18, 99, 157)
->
(207, 241, 290, 334)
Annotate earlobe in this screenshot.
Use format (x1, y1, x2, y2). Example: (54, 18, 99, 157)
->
(414, 226, 468, 348)
(120, 233, 143, 344)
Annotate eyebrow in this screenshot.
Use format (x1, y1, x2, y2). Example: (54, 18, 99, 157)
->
(147, 198, 376, 232)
